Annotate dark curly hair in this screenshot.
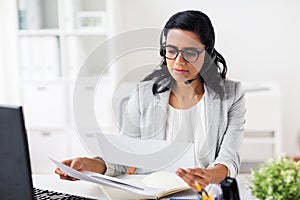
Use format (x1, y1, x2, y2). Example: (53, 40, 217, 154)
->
(143, 10, 227, 95)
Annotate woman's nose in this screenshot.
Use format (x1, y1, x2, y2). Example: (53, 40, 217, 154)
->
(175, 52, 186, 64)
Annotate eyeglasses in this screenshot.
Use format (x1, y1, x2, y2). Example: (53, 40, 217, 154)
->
(162, 45, 204, 63)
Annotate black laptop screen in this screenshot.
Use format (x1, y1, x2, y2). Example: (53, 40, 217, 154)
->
(0, 106, 34, 200)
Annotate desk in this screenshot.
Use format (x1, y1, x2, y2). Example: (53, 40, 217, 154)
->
(32, 174, 107, 199)
(32, 173, 256, 200)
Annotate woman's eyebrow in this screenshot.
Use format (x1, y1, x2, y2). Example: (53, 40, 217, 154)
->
(182, 47, 203, 50)
(165, 44, 202, 50)
(165, 44, 177, 47)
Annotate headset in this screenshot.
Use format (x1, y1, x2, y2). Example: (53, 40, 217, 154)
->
(158, 11, 217, 85)
(159, 11, 216, 59)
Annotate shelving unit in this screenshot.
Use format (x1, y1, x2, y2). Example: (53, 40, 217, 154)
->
(16, 0, 114, 173)
(240, 82, 282, 172)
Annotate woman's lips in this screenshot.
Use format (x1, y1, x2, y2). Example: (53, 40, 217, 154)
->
(173, 68, 188, 74)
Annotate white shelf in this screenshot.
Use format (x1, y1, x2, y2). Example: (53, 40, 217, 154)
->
(241, 82, 282, 166)
(18, 29, 61, 36)
(243, 138, 275, 144)
(65, 29, 107, 36)
(16, 0, 112, 173)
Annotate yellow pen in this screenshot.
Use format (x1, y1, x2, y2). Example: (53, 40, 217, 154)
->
(208, 192, 212, 200)
(194, 181, 202, 192)
(202, 192, 207, 200)
(194, 181, 202, 200)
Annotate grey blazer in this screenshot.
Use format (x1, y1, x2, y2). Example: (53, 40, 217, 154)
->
(105, 79, 246, 177)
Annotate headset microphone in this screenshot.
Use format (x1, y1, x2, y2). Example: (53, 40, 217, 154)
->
(184, 76, 200, 85)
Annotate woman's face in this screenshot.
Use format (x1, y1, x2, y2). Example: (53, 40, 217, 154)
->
(165, 29, 205, 83)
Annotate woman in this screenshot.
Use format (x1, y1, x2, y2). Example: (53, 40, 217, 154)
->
(55, 10, 246, 190)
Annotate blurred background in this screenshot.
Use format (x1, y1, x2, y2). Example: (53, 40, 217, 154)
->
(0, 0, 299, 173)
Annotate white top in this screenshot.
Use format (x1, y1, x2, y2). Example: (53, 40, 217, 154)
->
(166, 96, 206, 168)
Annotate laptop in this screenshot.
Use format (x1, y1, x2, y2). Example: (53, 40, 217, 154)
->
(0, 105, 95, 199)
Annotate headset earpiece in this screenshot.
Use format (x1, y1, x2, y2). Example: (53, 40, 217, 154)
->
(160, 45, 166, 57)
(205, 46, 215, 56)
(159, 29, 167, 58)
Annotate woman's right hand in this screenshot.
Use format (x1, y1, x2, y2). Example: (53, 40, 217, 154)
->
(54, 157, 107, 181)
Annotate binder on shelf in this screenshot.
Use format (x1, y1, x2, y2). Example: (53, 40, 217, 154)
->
(42, 37, 60, 78)
(63, 0, 75, 30)
(19, 36, 60, 80)
(19, 37, 32, 79)
(66, 36, 80, 79)
(26, 0, 42, 29)
(18, 0, 43, 30)
(76, 11, 106, 31)
(17, 0, 27, 29)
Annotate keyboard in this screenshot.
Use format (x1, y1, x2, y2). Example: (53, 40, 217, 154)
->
(33, 187, 97, 200)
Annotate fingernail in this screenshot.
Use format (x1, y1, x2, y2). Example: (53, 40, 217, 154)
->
(176, 171, 181, 176)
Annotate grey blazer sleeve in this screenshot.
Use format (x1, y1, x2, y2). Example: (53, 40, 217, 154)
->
(104, 83, 154, 176)
(120, 83, 141, 138)
(104, 85, 140, 176)
(209, 82, 246, 177)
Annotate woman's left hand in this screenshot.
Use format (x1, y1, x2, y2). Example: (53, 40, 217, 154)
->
(176, 168, 211, 190)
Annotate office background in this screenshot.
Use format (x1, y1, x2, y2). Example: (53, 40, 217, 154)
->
(0, 0, 299, 172)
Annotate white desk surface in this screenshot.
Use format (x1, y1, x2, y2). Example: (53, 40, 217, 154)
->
(32, 174, 107, 199)
(32, 173, 256, 200)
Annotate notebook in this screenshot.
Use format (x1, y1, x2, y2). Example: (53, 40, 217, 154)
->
(53, 158, 191, 200)
(0, 105, 95, 200)
(99, 171, 191, 200)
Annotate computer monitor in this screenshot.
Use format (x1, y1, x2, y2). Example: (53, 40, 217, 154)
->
(0, 105, 33, 199)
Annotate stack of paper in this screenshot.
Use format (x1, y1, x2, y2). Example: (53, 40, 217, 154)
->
(51, 158, 190, 200)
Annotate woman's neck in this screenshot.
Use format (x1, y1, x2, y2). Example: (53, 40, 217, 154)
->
(169, 80, 204, 109)
(172, 79, 204, 100)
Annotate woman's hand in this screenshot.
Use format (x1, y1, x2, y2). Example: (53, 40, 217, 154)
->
(176, 168, 211, 190)
(176, 164, 228, 190)
(54, 157, 107, 181)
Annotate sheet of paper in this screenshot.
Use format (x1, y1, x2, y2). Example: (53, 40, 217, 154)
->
(50, 158, 163, 196)
(95, 133, 195, 171)
(160, 143, 195, 172)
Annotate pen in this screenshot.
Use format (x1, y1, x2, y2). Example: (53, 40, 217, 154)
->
(195, 181, 210, 200)
(208, 193, 212, 200)
(202, 192, 207, 200)
(194, 181, 202, 200)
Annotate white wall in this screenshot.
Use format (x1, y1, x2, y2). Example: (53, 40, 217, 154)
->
(109, 0, 300, 156)
(1, 0, 299, 157)
(0, 0, 20, 105)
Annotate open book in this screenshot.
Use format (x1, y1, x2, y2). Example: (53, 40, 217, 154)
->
(51, 158, 190, 199)
(100, 171, 190, 200)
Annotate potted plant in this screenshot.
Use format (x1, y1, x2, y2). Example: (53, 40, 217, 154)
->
(249, 155, 300, 200)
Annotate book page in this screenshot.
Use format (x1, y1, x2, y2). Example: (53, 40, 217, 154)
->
(100, 171, 189, 200)
(51, 158, 163, 196)
(142, 171, 189, 194)
(51, 158, 190, 199)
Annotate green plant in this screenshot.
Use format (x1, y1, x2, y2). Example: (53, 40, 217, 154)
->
(249, 155, 300, 200)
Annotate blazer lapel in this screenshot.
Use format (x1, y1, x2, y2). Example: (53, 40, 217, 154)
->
(205, 84, 219, 135)
(152, 90, 170, 140)
(202, 85, 221, 155)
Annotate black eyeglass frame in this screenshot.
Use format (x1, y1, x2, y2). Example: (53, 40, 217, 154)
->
(162, 45, 205, 63)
